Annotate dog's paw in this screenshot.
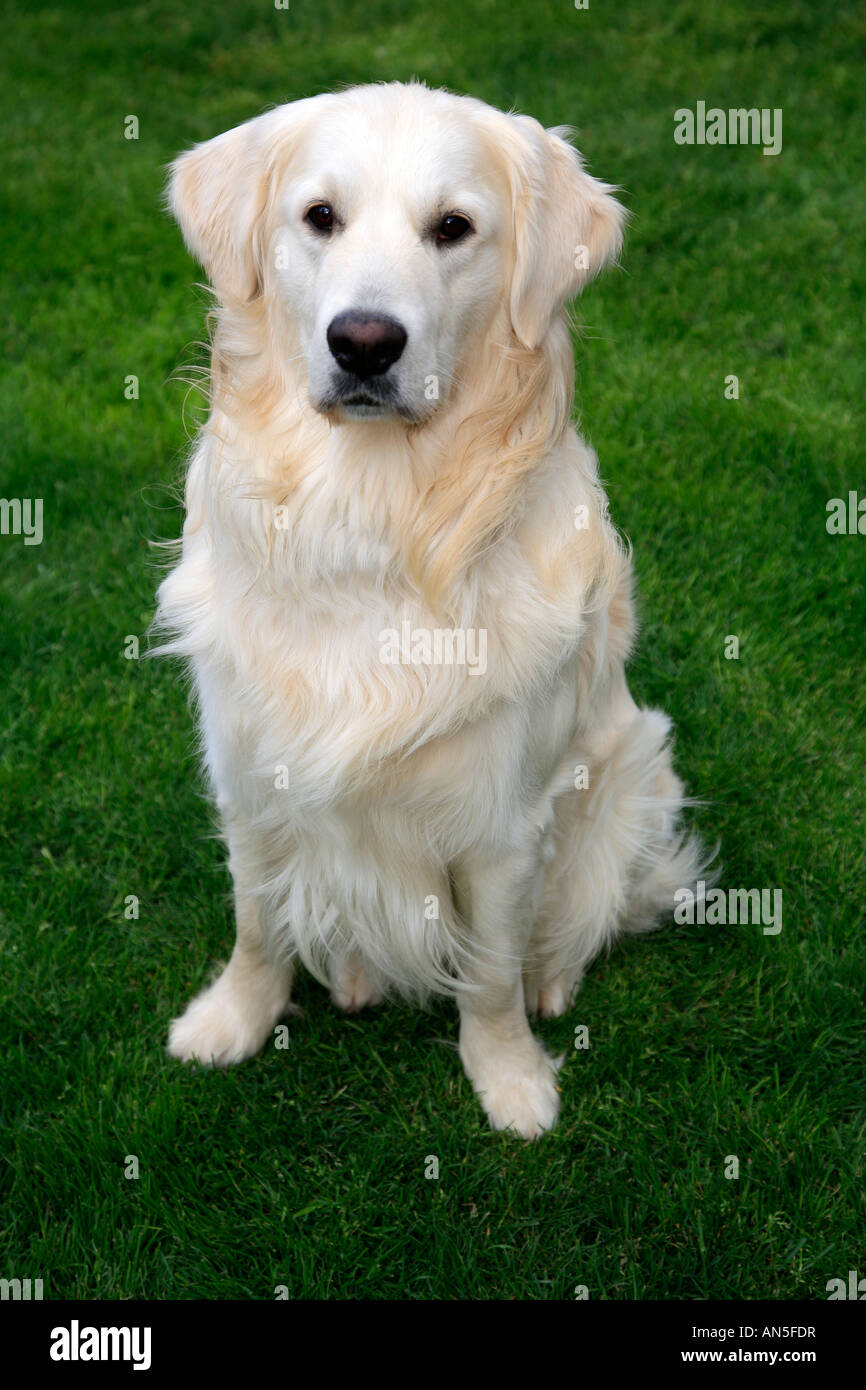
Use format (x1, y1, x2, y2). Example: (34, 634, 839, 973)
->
(168, 974, 278, 1067)
(526, 971, 581, 1019)
(477, 1054, 561, 1139)
(330, 959, 384, 1013)
(460, 1029, 561, 1139)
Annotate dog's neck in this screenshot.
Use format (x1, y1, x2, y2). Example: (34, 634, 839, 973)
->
(203, 303, 576, 616)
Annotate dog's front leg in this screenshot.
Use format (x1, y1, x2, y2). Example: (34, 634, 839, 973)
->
(454, 845, 561, 1138)
(168, 851, 294, 1068)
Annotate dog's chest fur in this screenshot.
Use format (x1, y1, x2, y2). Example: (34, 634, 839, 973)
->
(159, 427, 612, 829)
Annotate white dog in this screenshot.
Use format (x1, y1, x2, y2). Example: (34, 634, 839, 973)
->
(157, 81, 704, 1137)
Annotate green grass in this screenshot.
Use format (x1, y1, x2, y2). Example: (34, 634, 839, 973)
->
(1, 0, 864, 1300)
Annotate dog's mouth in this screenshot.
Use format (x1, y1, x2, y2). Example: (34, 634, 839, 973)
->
(317, 379, 421, 424)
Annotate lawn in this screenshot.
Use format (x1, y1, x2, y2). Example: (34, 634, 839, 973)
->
(0, 0, 863, 1300)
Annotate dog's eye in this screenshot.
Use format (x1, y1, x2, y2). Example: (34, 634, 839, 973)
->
(305, 204, 335, 232)
(435, 214, 472, 245)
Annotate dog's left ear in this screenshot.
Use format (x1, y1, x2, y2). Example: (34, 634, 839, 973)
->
(167, 101, 315, 305)
(506, 118, 626, 350)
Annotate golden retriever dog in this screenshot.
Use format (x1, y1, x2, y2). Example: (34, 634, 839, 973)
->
(157, 81, 703, 1137)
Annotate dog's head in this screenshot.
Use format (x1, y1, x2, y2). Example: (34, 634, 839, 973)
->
(168, 83, 625, 426)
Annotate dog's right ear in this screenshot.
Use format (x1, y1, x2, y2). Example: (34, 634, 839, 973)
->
(167, 103, 311, 305)
(502, 116, 627, 350)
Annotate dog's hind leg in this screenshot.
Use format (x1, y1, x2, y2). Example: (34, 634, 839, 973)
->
(527, 695, 705, 1015)
(330, 952, 385, 1012)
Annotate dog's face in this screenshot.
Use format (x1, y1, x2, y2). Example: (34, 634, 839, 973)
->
(169, 84, 625, 426)
(273, 98, 508, 424)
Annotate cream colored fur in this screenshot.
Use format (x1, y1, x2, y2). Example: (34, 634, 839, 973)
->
(156, 82, 704, 1138)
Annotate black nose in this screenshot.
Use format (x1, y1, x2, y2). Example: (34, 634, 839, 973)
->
(326, 311, 407, 379)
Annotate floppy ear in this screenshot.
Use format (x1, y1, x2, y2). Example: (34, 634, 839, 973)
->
(507, 118, 626, 350)
(167, 104, 310, 304)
